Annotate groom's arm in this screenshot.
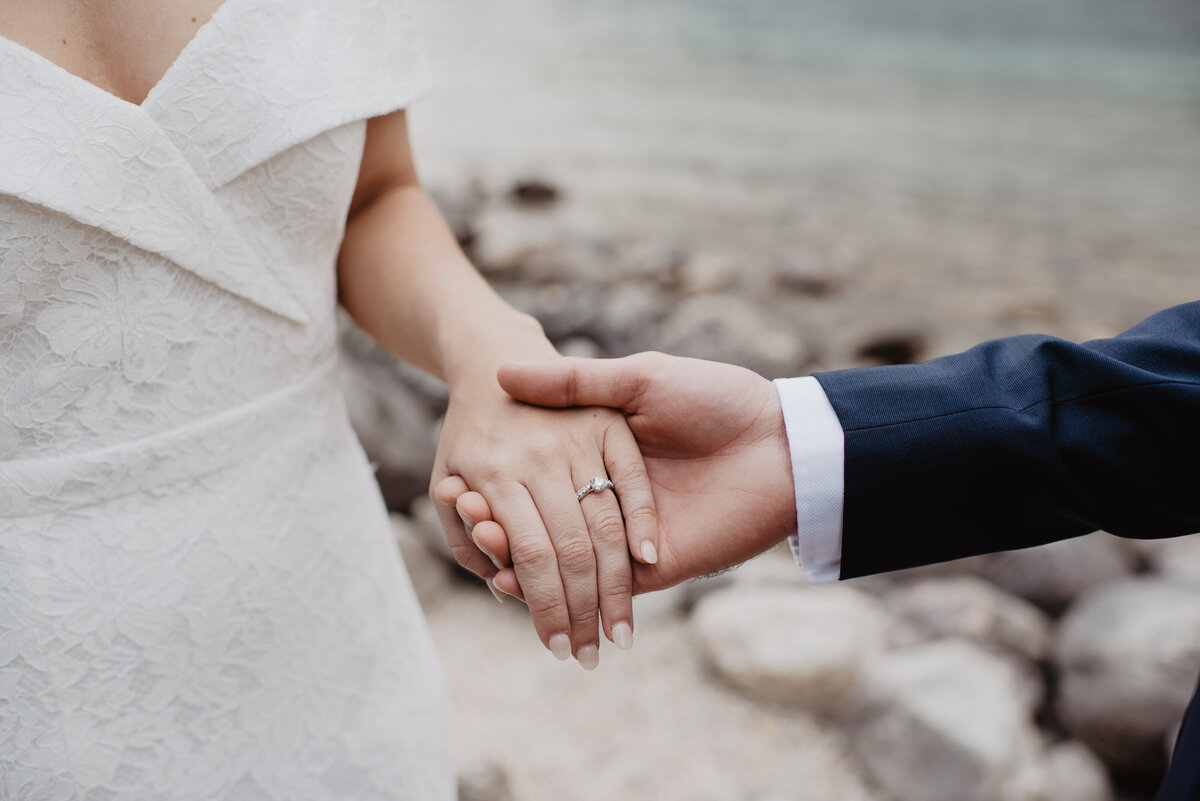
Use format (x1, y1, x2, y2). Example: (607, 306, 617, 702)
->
(488, 300, 1200, 591)
(808, 300, 1200, 579)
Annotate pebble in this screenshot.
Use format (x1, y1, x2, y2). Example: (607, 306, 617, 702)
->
(848, 639, 1041, 801)
(1053, 577, 1200, 773)
(886, 576, 1052, 663)
(977, 533, 1135, 614)
(691, 584, 890, 712)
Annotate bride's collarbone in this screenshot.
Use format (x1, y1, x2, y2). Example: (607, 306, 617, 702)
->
(0, 0, 225, 106)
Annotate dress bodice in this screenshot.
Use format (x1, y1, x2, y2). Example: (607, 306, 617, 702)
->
(0, 0, 432, 461)
(0, 5, 453, 798)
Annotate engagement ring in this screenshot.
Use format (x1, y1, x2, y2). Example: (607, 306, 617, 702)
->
(576, 476, 615, 501)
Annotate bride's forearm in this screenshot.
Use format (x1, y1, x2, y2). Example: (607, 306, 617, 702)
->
(337, 182, 559, 389)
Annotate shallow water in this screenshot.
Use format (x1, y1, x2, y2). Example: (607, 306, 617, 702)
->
(412, 0, 1200, 362)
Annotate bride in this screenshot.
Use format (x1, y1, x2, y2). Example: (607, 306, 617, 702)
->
(0, 0, 657, 795)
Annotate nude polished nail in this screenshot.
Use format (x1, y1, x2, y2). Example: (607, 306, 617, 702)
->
(485, 577, 505, 603)
(478, 545, 503, 570)
(548, 634, 571, 661)
(612, 621, 633, 651)
(577, 644, 599, 671)
(640, 541, 658, 565)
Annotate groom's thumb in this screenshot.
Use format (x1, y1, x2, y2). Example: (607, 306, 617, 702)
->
(498, 355, 654, 411)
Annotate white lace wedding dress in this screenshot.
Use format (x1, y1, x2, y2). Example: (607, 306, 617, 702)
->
(0, 1, 454, 797)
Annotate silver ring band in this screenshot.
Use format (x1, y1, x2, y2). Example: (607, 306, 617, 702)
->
(576, 476, 615, 501)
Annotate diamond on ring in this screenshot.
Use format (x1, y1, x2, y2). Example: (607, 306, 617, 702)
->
(576, 476, 615, 501)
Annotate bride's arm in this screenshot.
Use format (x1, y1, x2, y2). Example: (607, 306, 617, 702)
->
(337, 109, 657, 666)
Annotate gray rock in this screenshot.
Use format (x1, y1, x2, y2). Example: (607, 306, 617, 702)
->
(1053, 577, 1200, 772)
(339, 312, 448, 409)
(633, 584, 691, 624)
(886, 576, 1052, 663)
(677, 536, 819, 609)
(593, 282, 670, 354)
(553, 335, 605, 359)
(1141, 534, 1200, 589)
(458, 762, 516, 801)
(495, 282, 595, 341)
(427, 180, 485, 249)
(773, 257, 843, 297)
(469, 205, 559, 279)
(1005, 740, 1114, 801)
(977, 532, 1136, 614)
(676, 251, 738, 294)
(1166, 723, 1181, 761)
(337, 332, 440, 511)
(691, 585, 890, 712)
(654, 295, 811, 379)
(849, 639, 1041, 801)
(472, 205, 616, 284)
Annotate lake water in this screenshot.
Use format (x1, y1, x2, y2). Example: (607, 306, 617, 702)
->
(411, 0, 1200, 359)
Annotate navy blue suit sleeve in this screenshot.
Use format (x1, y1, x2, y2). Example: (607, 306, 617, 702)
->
(813, 301, 1200, 580)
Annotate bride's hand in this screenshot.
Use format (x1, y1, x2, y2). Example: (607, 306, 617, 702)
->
(430, 378, 659, 669)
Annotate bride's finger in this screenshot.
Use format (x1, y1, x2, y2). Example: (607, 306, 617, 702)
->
(431, 474, 496, 580)
(469, 515, 512, 570)
(488, 482, 576, 663)
(457, 491, 508, 568)
(604, 421, 660, 567)
(456, 490, 491, 530)
(525, 472, 603, 669)
(491, 565, 525, 601)
(574, 468, 635, 651)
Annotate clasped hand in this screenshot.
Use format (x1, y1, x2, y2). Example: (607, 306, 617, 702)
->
(430, 373, 660, 669)
(433, 353, 798, 667)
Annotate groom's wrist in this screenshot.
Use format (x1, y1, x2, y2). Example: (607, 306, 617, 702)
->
(773, 376, 845, 583)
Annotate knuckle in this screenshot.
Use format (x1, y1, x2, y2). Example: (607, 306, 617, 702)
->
(555, 537, 597, 575)
(587, 508, 627, 546)
(622, 503, 658, 529)
(599, 584, 632, 608)
(477, 462, 514, 486)
(528, 595, 568, 621)
(526, 438, 559, 464)
(616, 459, 650, 487)
(509, 538, 554, 568)
(569, 608, 600, 631)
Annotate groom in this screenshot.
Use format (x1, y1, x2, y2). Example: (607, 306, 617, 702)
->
(451, 300, 1200, 800)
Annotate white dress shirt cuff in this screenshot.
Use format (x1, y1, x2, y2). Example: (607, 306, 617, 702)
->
(773, 376, 844, 583)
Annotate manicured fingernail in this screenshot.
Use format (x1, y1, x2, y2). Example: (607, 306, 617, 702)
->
(485, 577, 505, 604)
(477, 543, 503, 570)
(458, 509, 477, 531)
(577, 644, 599, 670)
(611, 621, 633, 651)
(640, 541, 658, 565)
(549, 634, 571, 661)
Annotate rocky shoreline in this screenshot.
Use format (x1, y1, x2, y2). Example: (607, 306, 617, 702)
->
(339, 173, 1200, 801)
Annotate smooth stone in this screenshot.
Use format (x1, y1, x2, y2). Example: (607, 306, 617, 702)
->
(848, 639, 1041, 801)
(1142, 534, 1200, 589)
(691, 584, 890, 712)
(1005, 740, 1114, 801)
(886, 576, 1052, 663)
(977, 532, 1136, 614)
(458, 762, 516, 801)
(1053, 577, 1200, 773)
(654, 294, 811, 379)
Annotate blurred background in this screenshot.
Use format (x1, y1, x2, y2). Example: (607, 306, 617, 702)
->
(339, 1, 1200, 799)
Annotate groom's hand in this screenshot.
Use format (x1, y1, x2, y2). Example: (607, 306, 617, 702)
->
(492, 352, 798, 594)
